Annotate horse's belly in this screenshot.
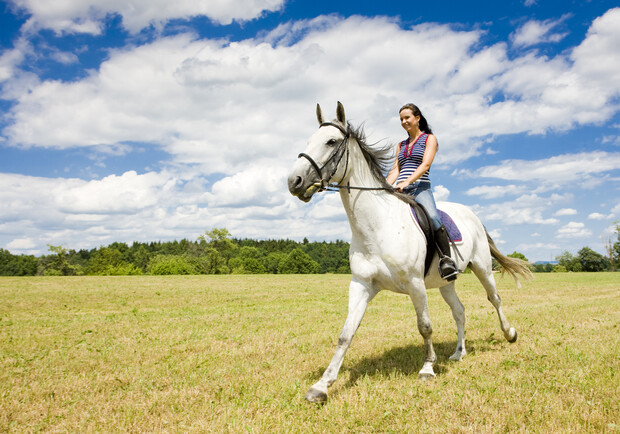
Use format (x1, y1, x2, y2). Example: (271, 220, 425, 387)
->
(350, 248, 425, 293)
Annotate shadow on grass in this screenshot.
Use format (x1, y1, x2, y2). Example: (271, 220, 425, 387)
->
(344, 340, 459, 384)
(305, 334, 507, 399)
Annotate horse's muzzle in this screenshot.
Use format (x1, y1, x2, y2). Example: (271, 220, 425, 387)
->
(287, 173, 317, 202)
(288, 175, 304, 195)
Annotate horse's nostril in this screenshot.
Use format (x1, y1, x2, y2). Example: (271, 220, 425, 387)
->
(288, 175, 304, 194)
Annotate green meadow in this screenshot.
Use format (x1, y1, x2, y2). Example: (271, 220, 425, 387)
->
(1, 273, 618, 432)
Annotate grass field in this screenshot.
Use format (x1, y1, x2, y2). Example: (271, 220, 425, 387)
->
(1, 273, 618, 432)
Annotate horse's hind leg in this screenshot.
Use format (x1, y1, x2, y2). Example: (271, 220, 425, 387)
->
(408, 281, 437, 379)
(439, 282, 466, 361)
(470, 263, 517, 343)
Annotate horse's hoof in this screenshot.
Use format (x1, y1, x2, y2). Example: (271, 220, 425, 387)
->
(305, 388, 327, 404)
(418, 362, 435, 381)
(418, 372, 436, 381)
(418, 363, 436, 381)
(506, 328, 518, 343)
(449, 351, 465, 362)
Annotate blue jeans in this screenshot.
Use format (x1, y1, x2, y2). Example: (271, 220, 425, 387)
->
(403, 181, 442, 231)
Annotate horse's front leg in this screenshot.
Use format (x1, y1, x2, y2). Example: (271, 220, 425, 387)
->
(305, 278, 377, 404)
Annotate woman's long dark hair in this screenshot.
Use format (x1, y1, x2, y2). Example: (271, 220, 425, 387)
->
(399, 103, 433, 134)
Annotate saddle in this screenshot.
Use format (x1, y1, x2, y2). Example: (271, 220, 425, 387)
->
(409, 203, 462, 277)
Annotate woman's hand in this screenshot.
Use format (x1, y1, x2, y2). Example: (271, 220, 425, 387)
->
(395, 181, 409, 192)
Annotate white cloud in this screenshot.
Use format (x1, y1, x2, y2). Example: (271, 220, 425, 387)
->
(0, 168, 342, 255)
(516, 242, 560, 251)
(484, 207, 559, 226)
(486, 228, 505, 245)
(571, 8, 620, 94)
(11, 0, 286, 34)
(472, 151, 620, 186)
(6, 237, 37, 251)
(49, 49, 79, 65)
(588, 212, 612, 220)
(3, 9, 619, 177)
(601, 135, 620, 146)
(204, 165, 289, 207)
(307, 193, 348, 223)
(556, 221, 592, 238)
(554, 208, 577, 216)
(54, 171, 177, 214)
(473, 193, 566, 225)
(465, 184, 525, 199)
(0, 37, 32, 83)
(0, 171, 169, 253)
(511, 16, 569, 48)
(433, 185, 450, 202)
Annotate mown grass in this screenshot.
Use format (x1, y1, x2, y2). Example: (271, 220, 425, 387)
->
(1, 273, 618, 432)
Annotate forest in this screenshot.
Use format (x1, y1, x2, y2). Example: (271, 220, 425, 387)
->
(0, 229, 349, 276)
(0, 227, 617, 276)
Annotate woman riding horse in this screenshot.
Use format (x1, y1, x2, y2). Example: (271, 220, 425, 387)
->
(288, 102, 531, 403)
(387, 103, 458, 281)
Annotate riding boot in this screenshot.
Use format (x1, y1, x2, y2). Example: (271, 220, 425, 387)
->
(435, 225, 459, 281)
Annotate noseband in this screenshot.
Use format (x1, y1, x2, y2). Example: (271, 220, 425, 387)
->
(297, 122, 350, 191)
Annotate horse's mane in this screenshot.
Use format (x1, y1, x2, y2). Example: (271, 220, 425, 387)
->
(346, 122, 418, 206)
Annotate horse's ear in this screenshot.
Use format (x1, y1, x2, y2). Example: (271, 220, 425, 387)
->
(336, 101, 346, 124)
(316, 104, 324, 125)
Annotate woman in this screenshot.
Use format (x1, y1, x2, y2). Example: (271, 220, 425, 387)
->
(386, 103, 458, 281)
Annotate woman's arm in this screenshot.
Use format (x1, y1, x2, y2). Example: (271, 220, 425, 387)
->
(385, 143, 402, 185)
(395, 134, 438, 191)
(386, 156, 400, 185)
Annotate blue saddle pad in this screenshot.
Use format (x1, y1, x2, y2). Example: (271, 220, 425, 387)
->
(411, 206, 463, 243)
(438, 209, 462, 242)
(409, 205, 463, 276)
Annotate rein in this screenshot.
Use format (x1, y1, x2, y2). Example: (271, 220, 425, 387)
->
(323, 183, 394, 193)
(297, 122, 394, 193)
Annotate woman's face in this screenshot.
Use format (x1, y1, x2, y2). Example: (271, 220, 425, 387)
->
(400, 109, 420, 135)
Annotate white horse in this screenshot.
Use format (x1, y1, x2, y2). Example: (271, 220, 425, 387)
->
(288, 102, 532, 404)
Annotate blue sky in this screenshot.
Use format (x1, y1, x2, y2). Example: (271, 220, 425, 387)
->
(0, 0, 619, 261)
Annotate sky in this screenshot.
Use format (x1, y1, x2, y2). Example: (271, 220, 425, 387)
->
(0, 0, 619, 262)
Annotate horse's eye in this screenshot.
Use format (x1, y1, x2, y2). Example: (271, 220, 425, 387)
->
(327, 139, 337, 146)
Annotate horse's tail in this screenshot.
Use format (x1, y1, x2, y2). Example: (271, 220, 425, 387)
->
(486, 229, 533, 289)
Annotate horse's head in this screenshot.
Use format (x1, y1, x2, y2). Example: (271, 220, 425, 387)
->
(288, 101, 350, 202)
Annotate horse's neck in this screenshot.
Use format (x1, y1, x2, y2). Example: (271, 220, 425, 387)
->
(339, 143, 404, 240)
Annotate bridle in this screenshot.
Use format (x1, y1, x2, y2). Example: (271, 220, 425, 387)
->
(297, 122, 393, 193)
(297, 122, 350, 192)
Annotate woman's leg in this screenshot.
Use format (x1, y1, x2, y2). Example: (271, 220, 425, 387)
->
(410, 183, 459, 281)
(410, 184, 442, 231)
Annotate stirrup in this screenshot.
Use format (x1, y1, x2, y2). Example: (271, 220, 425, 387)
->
(439, 257, 458, 281)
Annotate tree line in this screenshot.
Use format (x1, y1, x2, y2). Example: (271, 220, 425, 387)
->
(1, 226, 618, 276)
(531, 222, 619, 273)
(0, 229, 350, 276)
(529, 247, 613, 272)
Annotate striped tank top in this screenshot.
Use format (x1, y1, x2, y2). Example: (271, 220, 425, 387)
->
(396, 133, 431, 184)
